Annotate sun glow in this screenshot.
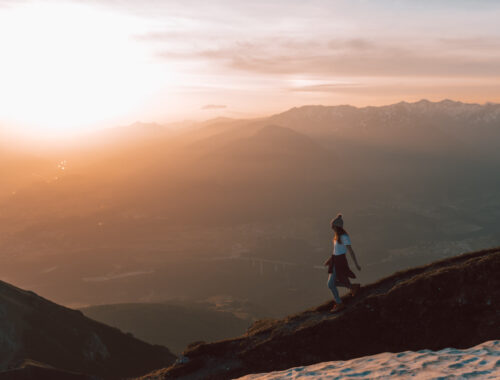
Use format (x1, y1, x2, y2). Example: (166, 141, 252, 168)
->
(0, 2, 169, 140)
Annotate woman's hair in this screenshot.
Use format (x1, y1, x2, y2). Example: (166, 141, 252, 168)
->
(333, 226, 348, 242)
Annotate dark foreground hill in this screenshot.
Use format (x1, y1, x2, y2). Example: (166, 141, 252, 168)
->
(0, 280, 176, 379)
(140, 247, 500, 380)
(0, 360, 96, 380)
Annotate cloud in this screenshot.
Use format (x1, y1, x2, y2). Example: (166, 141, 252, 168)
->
(327, 38, 375, 51)
(92, 1, 500, 81)
(202, 104, 227, 110)
(290, 83, 364, 93)
(0, 0, 28, 7)
(288, 80, 500, 101)
(232, 52, 500, 77)
(158, 38, 500, 78)
(438, 37, 500, 49)
(134, 31, 186, 41)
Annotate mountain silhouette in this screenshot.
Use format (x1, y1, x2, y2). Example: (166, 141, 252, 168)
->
(207, 124, 324, 160)
(0, 280, 176, 379)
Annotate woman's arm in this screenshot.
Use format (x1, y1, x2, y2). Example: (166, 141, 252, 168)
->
(347, 246, 361, 271)
(324, 255, 332, 267)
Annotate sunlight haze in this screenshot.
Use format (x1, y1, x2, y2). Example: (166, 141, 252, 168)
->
(1, 0, 500, 139)
(1, 2, 500, 378)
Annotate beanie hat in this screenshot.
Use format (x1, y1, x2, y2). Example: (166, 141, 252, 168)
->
(331, 213, 343, 228)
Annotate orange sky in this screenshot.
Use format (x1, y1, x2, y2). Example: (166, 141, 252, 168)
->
(0, 0, 499, 139)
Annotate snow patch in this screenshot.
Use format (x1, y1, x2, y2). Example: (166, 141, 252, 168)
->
(238, 340, 500, 379)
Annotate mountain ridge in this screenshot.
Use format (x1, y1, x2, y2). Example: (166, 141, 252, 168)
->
(0, 279, 176, 379)
(268, 99, 500, 135)
(207, 124, 325, 160)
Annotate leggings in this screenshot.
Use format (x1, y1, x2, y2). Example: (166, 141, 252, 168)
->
(327, 268, 351, 304)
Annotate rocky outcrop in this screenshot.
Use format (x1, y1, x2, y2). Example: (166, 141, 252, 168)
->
(142, 248, 500, 380)
(0, 281, 176, 379)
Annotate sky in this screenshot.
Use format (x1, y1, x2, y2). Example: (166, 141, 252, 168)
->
(1, 0, 500, 138)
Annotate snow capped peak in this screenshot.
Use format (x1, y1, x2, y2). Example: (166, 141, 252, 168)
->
(270, 99, 500, 132)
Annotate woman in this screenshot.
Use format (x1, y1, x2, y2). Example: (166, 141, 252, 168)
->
(324, 214, 361, 313)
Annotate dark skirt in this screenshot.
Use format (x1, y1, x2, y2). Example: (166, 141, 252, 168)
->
(328, 254, 356, 285)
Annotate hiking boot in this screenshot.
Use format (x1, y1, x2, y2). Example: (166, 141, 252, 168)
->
(350, 284, 360, 297)
(330, 303, 346, 313)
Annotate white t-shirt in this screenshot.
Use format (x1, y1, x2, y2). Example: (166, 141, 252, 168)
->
(333, 234, 351, 256)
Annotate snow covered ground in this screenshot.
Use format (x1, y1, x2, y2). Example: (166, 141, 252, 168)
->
(237, 340, 500, 379)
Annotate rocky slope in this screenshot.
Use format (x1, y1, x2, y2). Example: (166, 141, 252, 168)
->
(0, 280, 176, 379)
(141, 247, 500, 379)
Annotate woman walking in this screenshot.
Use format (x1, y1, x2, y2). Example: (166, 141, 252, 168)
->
(324, 214, 361, 313)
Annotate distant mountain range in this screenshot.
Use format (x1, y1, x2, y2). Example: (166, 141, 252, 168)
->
(1, 99, 499, 318)
(206, 124, 323, 160)
(271, 99, 500, 131)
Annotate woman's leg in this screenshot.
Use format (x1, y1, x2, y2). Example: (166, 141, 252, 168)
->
(335, 278, 361, 297)
(327, 269, 342, 304)
(335, 278, 352, 289)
